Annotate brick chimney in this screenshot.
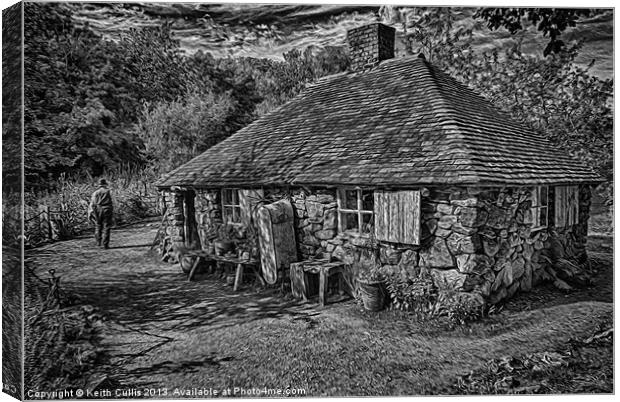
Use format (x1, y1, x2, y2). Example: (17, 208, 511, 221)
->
(347, 23, 396, 71)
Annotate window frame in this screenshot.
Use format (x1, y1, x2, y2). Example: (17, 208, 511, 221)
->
(221, 188, 242, 224)
(336, 188, 374, 236)
(531, 186, 549, 231)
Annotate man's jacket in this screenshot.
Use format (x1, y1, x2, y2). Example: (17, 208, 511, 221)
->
(89, 187, 113, 222)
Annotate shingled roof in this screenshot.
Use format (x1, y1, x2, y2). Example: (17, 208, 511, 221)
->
(157, 55, 602, 189)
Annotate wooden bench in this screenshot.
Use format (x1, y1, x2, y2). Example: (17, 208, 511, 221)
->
(180, 249, 264, 291)
(290, 259, 347, 306)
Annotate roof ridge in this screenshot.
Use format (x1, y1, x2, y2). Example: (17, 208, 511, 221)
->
(157, 55, 603, 189)
(416, 57, 482, 183)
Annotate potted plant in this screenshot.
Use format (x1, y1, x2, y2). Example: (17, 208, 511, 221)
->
(238, 223, 260, 261)
(214, 223, 237, 256)
(357, 268, 386, 312)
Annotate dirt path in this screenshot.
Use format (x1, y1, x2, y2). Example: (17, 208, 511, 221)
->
(26, 221, 320, 391)
(25, 221, 613, 396)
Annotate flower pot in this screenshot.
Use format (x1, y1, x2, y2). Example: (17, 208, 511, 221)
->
(358, 280, 386, 312)
(214, 240, 234, 256)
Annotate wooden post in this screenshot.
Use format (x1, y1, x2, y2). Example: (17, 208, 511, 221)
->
(319, 268, 327, 307)
(38, 204, 50, 240)
(233, 263, 244, 291)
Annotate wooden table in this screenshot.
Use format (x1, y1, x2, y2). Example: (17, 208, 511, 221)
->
(290, 259, 346, 306)
(182, 250, 263, 291)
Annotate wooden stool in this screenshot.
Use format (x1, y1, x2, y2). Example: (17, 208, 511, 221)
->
(290, 260, 345, 306)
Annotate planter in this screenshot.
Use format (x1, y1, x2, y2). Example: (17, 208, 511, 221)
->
(358, 279, 386, 312)
(214, 240, 234, 256)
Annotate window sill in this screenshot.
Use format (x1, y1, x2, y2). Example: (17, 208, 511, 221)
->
(338, 231, 375, 248)
(340, 230, 372, 238)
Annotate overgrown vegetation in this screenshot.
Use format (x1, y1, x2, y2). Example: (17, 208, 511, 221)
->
(380, 7, 613, 203)
(24, 266, 105, 391)
(384, 270, 486, 325)
(3, 168, 159, 248)
(452, 321, 613, 394)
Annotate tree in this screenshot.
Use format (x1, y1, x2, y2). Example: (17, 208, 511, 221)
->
(23, 3, 198, 183)
(135, 90, 235, 173)
(2, 4, 22, 192)
(380, 7, 613, 202)
(473, 8, 591, 56)
(379, 6, 479, 61)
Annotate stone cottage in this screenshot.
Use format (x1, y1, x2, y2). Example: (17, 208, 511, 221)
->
(156, 23, 603, 304)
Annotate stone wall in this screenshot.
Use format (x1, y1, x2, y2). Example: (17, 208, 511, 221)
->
(167, 184, 592, 304)
(289, 187, 481, 297)
(194, 189, 222, 250)
(286, 185, 592, 304)
(160, 190, 185, 261)
(474, 185, 592, 304)
(290, 190, 339, 259)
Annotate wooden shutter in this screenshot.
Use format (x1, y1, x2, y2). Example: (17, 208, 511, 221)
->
(568, 186, 579, 225)
(239, 189, 264, 225)
(374, 190, 420, 245)
(555, 185, 579, 228)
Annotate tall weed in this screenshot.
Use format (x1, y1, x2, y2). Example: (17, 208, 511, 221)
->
(5, 167, 160, 247)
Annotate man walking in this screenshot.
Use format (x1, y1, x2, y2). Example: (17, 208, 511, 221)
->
(89, 178, 114, 249)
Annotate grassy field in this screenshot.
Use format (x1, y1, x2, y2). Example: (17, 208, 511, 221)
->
(24, 220, 613, 396)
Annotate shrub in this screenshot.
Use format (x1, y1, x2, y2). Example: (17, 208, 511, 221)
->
(385, 269, 486, 325)
(8, 167, 160, 248)
(434, 279, 486, 325)
(385, 269, 437, 317)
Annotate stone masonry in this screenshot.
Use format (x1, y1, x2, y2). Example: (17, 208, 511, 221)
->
(166, 184, 592, 305)
(193, 189, 223, 250)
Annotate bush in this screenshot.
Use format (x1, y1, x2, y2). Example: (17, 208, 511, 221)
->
(135, 89, 235, 174)
(7, 167, 160, 248)
(24, 267, 105, 390)
(385, 269, 486, 325)
(385, 269, 437, 317)
(434, 279, 486, 325)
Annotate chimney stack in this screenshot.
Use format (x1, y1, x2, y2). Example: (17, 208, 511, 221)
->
(347, 23, 396, 72)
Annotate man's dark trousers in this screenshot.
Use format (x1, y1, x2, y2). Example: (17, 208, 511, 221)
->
(94, 206, 113, 248)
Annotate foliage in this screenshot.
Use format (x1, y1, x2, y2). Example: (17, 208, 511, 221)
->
(251, 46, 349, 115)
(135, 90, 235, 173)
(217, 223, 245, 242)
(385, 269, 485, 325)
(443, 43, 612, 187)
(23, 2, 351, 188)
(384, 270, 437, 316)
(2, 4, 23, 192)
(378, 7, 479, 61)
(474, 8, 591, 56)
(24, 267, 105, 391)
(380, 6, 613, 203)
(357, 269, 384, 284)
(453, 322, 612, 394)
(2, 168, 160, 248)
(23, 3, 197, 183)
(433, 279, 486, 326)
